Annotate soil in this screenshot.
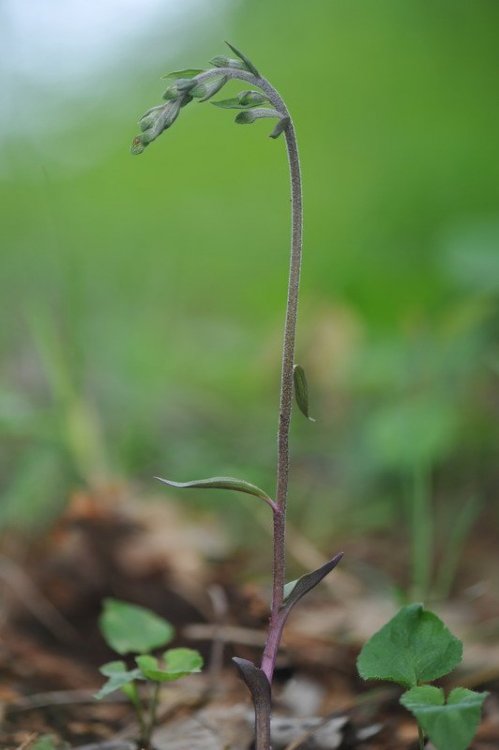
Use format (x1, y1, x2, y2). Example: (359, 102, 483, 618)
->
(1, 488, 498, 750)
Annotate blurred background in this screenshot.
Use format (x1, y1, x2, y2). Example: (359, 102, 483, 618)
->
(1, 0, 498, 604)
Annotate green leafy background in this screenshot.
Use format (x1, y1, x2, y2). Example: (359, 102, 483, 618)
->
(1, 1, 498, 589)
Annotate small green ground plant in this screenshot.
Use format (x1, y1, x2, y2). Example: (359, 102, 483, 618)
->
(96, 598, 203, 749)
(357, 604, 488, 750)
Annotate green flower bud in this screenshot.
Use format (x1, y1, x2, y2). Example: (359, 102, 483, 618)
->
(239, 90, 268, 107)
(210, 55, 246, 70)
(130, 136, 146, 155)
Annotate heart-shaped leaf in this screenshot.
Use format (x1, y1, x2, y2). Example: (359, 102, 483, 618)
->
(281, 553, 343, 613)
(357, 604, 463, 688)
(400, 685, 488, 750)
(155, 475, 275, 509)
(99, 599, 174, 655)
(95, 660, 142, 700)
(164, 647, 204, 675)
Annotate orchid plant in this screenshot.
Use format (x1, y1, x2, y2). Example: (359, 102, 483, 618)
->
(131, 43, 343, 749)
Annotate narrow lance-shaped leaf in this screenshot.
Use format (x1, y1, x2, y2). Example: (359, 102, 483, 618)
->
(281, 553, 343, 613)
(233, 658, 271, 750)
(161, 68, 205, 79)
(400, 686, 488, 750)
(155, 475, 275, 509)
(225, 41, 260, 77)
(293, 364, 315, 420)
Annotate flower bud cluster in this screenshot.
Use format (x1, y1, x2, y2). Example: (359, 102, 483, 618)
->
(131, 43, 289, 154)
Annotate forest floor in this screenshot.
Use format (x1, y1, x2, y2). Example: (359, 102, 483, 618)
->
(1, 488, 498, 750)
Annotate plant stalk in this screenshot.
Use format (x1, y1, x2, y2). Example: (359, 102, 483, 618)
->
(418, 723, 425, 750)
(198, 67, 303, 682)
(196, 65, 303, 749)
(142, 682, 160, 750)
(261, 115, 302, 684)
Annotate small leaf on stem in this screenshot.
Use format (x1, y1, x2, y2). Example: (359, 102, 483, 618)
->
(293, 364, 315, 420)
(224, 41, 260, 77)
(155, 475, 275, 508)
(281, 553, 343, 612)
(95, 661, 142, 700)
(161, 69, 205, 79)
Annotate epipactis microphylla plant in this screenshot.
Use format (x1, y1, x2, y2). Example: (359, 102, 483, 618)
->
(357, 604, 488, 750)
(131, 42, 343, 748)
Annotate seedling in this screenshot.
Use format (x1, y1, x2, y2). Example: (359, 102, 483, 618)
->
(96, 598, 203, 749)
(131, 42, 343, 748)
(357, 604, 488, 750)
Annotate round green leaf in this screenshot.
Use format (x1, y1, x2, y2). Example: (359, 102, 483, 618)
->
(99, 598, 174, 655)
(164, 647, 203, 674)
(136, 648, 203, 682)
(357, 604, 463, 688)
(401, 685, 488, 750)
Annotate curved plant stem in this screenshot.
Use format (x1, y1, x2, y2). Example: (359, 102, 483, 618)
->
(198, 67, 303, 686)
(261, 115, 302, 685)
(168, 64, 303, 750)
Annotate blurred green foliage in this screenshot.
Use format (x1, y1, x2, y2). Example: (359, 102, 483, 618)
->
(1, 1, 498, 593)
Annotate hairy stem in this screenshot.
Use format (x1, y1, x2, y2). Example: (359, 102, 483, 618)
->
(196, 63, 303, 744)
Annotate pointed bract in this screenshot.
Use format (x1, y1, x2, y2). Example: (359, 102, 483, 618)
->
(282, 553, 343, 612)
(293, 364, 315, 420)
(224, 42, 259, 76)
